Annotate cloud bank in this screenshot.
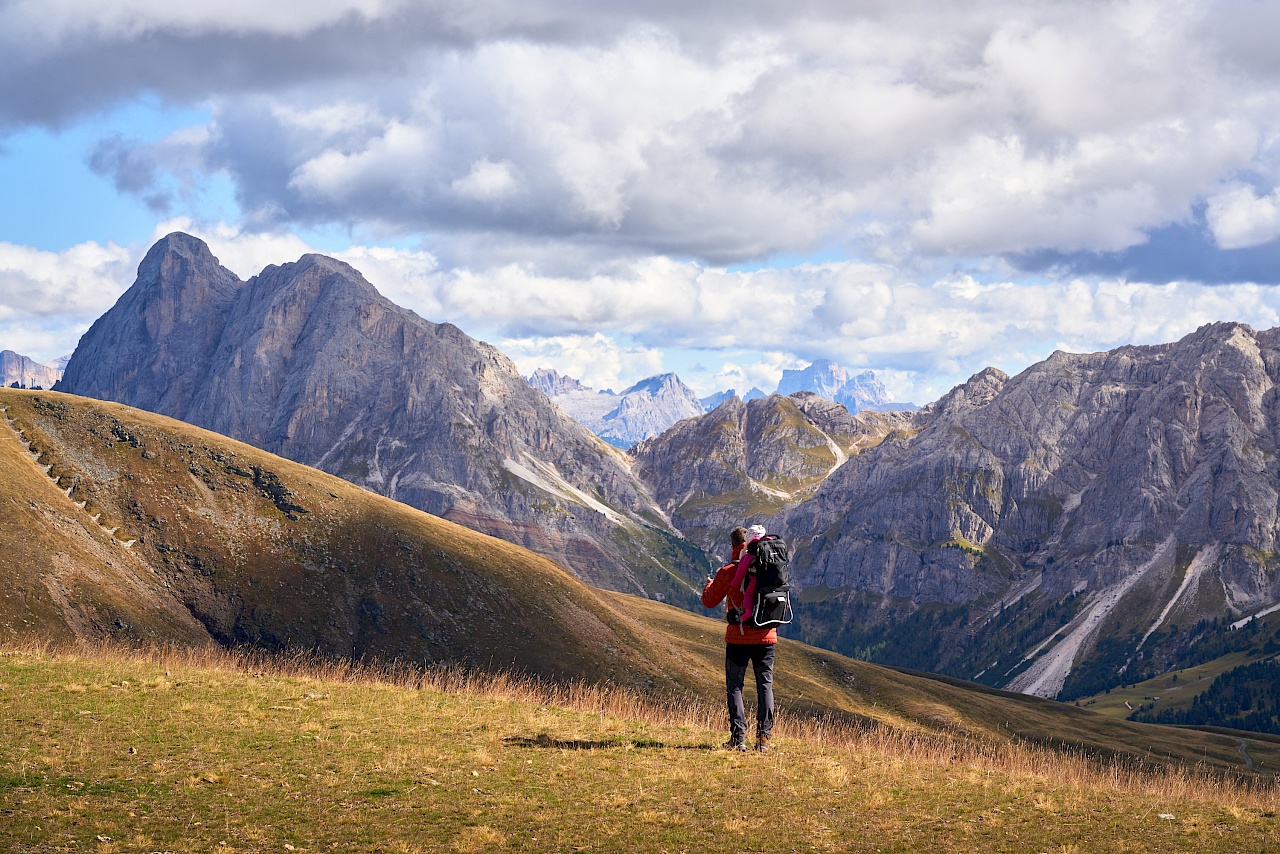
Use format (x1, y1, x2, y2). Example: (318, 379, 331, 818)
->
(3, 1, 1280, 401)
(3, 1, 1275, 268)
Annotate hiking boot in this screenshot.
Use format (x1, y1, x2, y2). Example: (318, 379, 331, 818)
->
(755, 735, 771, 753)
(722, 738, 747, 751)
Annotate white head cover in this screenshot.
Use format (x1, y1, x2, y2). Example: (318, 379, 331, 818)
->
(748, 524, 767, 540)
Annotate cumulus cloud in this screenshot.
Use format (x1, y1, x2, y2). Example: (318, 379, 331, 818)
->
(8, 222, 1280, 405)
(10, 1, 1280, 400)
(0, 239, 135, 361)
(497, 332, 665, 393)
(89, 125, 214, 214)
(1206, 183, 1280, 249)
(9, 0, 1275, 269)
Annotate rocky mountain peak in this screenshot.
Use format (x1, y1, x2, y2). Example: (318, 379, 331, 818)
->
(632, 391, 912, 554)
(59, 233, 709, 603)
(925, 366, 1008, 416)
(134, 232, 241, 302)
(58, 233, 243, 419)
(622, 373, 685, 396)
(528, 367, 590, 396)
(535, 369, 705, 449)
(776, 359, 901, 412)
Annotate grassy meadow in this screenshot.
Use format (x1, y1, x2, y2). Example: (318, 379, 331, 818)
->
(3, 643, 1279, 853)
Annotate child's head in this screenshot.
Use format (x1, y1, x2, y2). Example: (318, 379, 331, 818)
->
(747, 524, 766, 541)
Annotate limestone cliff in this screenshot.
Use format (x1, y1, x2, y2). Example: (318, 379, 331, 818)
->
(2, 350, 66, 389)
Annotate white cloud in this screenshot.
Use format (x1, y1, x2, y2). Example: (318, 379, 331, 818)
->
(1, 0, 404, 44)
(451, 159, 520, 202)
(1206, 183, 1280, 250)
(497, 332, 665, 393)
(0, 239, 134, 361)
(7, 223, 1280, 407)
(0, 239, 132, 317)
(14, 0, 1280, 269)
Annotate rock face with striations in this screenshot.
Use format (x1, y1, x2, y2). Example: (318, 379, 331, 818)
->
(631, 392, 915, 559)
(59, 234, 708, 602)
(779, 323, 1280, 699)
(2, 350, 64, 389)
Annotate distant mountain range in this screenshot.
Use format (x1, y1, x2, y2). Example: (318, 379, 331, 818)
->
(777, 360, 916, 412)
(56, 233, 710, 604)
(2, 350, 65, 389)
(529, 360, 912, 449)
(633, 392, 914, 559)
(528, 369, 704, 449)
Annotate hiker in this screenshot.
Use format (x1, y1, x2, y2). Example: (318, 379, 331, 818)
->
(702, 524, 777, 752)
(731, 524, 769, 620)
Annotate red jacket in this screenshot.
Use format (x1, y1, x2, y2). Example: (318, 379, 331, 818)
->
(701, 543, 777, 645)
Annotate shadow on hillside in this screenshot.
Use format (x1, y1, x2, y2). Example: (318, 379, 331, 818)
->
(505, 734, 715, 751)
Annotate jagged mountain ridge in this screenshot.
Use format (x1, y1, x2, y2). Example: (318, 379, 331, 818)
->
(779, 322, 1280, 699)
(631, 391, 916, 558)
(57, 233, 709, 601)
(529, 368, 704, 449)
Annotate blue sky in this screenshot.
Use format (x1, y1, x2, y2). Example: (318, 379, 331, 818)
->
(4, 0, 1280, 404)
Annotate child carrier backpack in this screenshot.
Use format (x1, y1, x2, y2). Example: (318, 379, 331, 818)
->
(745, 534, 793, 628)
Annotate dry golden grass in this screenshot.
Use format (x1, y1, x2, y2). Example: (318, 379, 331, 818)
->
(12, 636, 1257, 805)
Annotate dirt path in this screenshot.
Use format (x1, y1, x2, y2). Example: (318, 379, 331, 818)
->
(1238, 739, 1254, 771)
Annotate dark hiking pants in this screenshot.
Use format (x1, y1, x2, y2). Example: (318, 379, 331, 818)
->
(726, 642, 775, 742)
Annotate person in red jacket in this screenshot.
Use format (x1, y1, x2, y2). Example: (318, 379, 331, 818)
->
(702, 525, 777, 752)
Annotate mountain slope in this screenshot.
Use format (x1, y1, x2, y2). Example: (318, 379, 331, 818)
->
(781, 322, 1280, 699)
(0, 388, 674, 683)
(57, 234, 708, 603)
(2, 386, 1273, 774)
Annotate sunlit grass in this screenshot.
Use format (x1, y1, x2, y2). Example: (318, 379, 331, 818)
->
(3, 640, 1279, 852)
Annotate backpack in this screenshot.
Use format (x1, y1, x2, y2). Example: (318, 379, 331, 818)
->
(744, 534, 793, 628)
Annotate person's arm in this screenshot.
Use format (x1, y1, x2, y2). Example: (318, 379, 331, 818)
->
(701, 564, 736, 608)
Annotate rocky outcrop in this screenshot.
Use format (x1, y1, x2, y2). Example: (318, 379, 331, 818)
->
(58, 234, 709, 602)
(631, 392, 914, 559)
(780, 323, 1280, 698)
(2, 350, 64, 389)
(534, 370, 705, 449)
